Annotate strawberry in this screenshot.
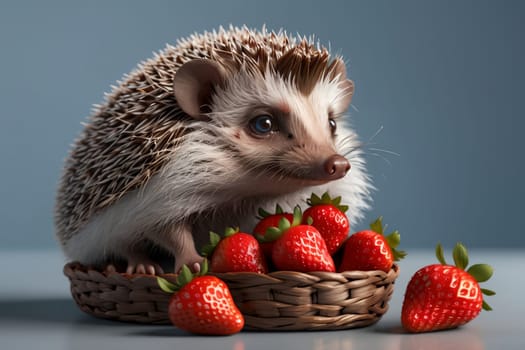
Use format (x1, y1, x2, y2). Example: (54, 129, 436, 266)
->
(401, 243, 495, 333)
(257, 206, 335, 272)
(202, 227, 267, 273)
(339, 217, 406, 272)
(157, 260, 244, 335)
(253, 204, 293, 260)
(302, 192, 350, 255)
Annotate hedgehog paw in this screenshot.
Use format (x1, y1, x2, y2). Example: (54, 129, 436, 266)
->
(104, 264, 118, 274)
(126, 258, 164, 275)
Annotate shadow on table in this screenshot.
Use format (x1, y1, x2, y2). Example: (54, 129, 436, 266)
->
(0, 298, 117, 326)
(372, 320, 407, 334)
(373, 320, 485, 350)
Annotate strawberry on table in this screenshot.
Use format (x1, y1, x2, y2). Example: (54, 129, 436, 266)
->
(257, 206, 335, 272)
(302, 192, 350, 255)
(157, 261, 244, 335)
(339, 217, 406, 272)
(202, 227, 267, 273)
(401, 243, 495, 333)
(253, 204, 293, 260)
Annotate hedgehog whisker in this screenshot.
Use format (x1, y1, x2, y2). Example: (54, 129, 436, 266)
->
(367, 147, 400, 157)
(364, 125, 384, 146)
(368, 151, 394, 167)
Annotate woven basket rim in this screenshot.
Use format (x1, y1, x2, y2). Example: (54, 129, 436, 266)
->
(64, 261, 399, 279)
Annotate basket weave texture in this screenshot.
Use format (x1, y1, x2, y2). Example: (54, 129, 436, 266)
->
(64, 262, 399, 331)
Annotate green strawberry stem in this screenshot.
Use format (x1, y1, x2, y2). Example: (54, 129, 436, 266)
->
(481, 288, 496, 296)
(435, 243, 495, 311)
(201, 232, 221, 257)
(257, 204, 284, 219)
(157, 276, 178, 294)
(452, 243, 469, 270)
(306, 192, 349, 213)
(370, 217, 406, 261)
(157, 259, 209, 294)
(467, 264, 494, 282)
(435, 244, 447, 265)
(369, 217, 384, 235)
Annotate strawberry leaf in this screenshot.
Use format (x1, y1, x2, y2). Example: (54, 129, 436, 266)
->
(435, 243, 447, 265)
(338, 205, 349, 213)
(210, 231, 221, 245)
(258, 207, 271, 218)
(278, 216, 291, 232)
(307, 193, 322, 206)
(224, 227, 239, 237)
(305, 216, 314, 225)
(157, 277, 178, 294)
(467, 264, 493, 282)
(385, 231, 400, 249)
(291, 205, 302, 226)
(258, 204, 285, 219)
(452, 243, 469, 270)
(201, 231, 221, 257)
(178, 264, 193, 287)
(199, 258, 209, 276)
(264, 227, 283, 242)
(392, 248, 407, 261)
(482, 300, 493, 311)
(481, 288, 496, 296)
(370, 217, 384, 235)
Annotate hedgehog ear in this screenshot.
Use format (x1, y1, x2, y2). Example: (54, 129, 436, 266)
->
(330, 58, 354, 111)
(173, 59, 226, 120)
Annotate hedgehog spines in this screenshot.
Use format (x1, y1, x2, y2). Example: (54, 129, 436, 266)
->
(55, 26, 347, 244)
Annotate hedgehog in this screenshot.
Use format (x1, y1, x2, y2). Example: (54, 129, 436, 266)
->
(55, 26, 372, 275)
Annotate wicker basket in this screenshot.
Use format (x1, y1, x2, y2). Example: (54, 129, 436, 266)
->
(63, 262, 399, 331)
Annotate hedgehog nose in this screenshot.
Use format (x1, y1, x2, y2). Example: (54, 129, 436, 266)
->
(324, 154, 351, 179)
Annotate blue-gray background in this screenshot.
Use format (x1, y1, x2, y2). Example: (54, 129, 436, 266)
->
(0, 0, 523, 251)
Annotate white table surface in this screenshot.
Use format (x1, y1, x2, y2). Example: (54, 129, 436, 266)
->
(0, 248, 523, 350)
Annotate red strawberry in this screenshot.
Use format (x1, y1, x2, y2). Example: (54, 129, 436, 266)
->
(157, 261, 244, 335)
(339, 217, 406, 272)
(402, 243, 494, 333)
(253, 205, 293, 260)
(258, 206, 335, 272)
(202, 227, 267, 273)
(302, 192, 350, 255)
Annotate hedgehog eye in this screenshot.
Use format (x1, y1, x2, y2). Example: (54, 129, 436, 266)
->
(249, 115, 276, 136)
(329, 118, 337, 135)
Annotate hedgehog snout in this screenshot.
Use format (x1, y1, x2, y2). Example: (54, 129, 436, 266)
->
(323, 154, 351, 179)
(305, 153, 350, 182)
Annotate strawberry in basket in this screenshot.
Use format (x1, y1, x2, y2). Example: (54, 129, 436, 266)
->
(157, 260, 244, 335)
(339, 216, 406, 272)
(401, 243, 494, 333)
(256, 206, 335, 272)
(302, 192, 350, 255)
(202, 227, 267, 273)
